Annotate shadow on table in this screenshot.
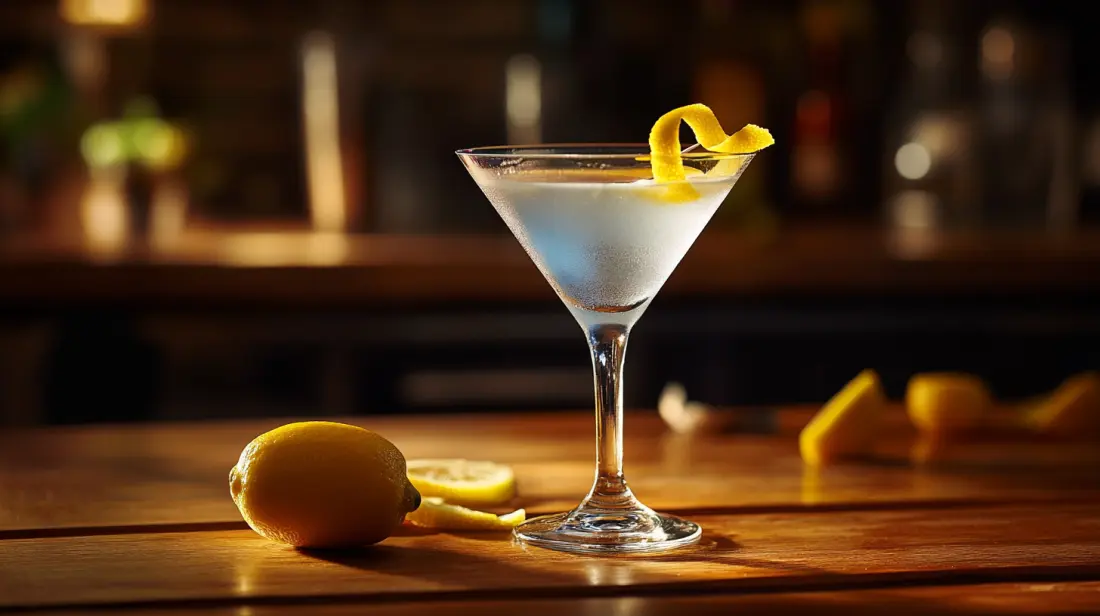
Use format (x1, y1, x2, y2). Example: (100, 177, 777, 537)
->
(296, 537, 587, 591)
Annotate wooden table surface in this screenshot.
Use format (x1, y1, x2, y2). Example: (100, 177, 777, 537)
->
(2, 407, 1099, 614)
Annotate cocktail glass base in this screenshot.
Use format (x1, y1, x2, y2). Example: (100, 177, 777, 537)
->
(513, 506, 701, 554)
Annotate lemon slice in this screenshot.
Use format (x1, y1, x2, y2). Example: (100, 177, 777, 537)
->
(648, 103, 774, 201)
(906, 373, 992, 435)
(405, 497, 525, 531)
(799, 370, 887, 466)
(406, 459, 516, 507)
(1026, 372, 1100, 435)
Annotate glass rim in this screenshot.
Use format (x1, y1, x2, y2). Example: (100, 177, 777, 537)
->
(455, 143, 758, 160)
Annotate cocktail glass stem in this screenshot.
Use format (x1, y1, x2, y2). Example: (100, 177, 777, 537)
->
(511, 318, 701, 553)
(583, 323, 637, 511)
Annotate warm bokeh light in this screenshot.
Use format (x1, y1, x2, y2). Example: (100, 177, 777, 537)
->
(505, 54, 542, 145)
(890, 189, 939, 229)
(214, 232, 351, 267)
(80, 123, 126, 169)
(80, 170, 130, 259)
(911, 116, 957, 158)
(130, 119, 188, 171)
(79, 118, 188, 171)
(150, 175, 189, 247)
(981, 25, 1016, 80)
(59, 0, 148, 27)
(301, 31, 348, 233)
(895, 142, 932, 180)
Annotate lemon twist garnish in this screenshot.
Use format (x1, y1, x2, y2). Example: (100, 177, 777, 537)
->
(648, 103, 774, 201)
(405, 497, 525, 531)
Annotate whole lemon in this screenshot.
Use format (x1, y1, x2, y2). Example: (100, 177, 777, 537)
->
(229, 421, 421, 548)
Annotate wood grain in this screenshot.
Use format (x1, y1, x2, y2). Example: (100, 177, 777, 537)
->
(31, 582, 1100, 615)
(2, 504, 1099, 610)
(2, 411, 1098, 534)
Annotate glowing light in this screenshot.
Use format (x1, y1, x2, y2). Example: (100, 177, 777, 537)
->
(217, 233, 350, 267)
(911, 116, 956, 157)
(895, 142, 932, 180)
(505, 54, 542, 144)
(150, 176, 189, 247)
(81, 118, 188, 171)
(61, 32, 107, 95)
(81, 171, 130, 259)
(981, 26, 1015, 80)
(890, 189, 938, 229)
(60, 0, 148, 26)
(131, 119, 188, 170)
(301, 31, 347, 232)
(80, 123, 126, 169)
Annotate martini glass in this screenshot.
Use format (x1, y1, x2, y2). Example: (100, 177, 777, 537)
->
(457, 145, 754, 554)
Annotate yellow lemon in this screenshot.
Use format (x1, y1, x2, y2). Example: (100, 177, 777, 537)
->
(406, 459, 516, 507)
(799, 369, 887, 466)
(229, 421, 421, 548)
(1026, 371, 1100, 435)
(405, 497, 525, 531)
(906, 373, 992, 434)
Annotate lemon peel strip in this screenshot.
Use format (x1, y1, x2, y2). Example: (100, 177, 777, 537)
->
(646, 104, 773, 202)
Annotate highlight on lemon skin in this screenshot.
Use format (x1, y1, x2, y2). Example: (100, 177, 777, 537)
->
(228, 421, 421, 549)
(799, 369, 887, 467)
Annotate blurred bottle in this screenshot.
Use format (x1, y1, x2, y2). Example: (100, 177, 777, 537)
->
(0, 44, 77, 234)
(1081, 115, 1100, 225)
(535, 0, 581, 142)
(881, 0, 977, 233)
(693, 0, 775, 230)
(790, 0, 849, 217)
(974, 19, 1077, 230)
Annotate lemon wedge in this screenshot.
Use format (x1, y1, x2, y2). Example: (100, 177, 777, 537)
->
(799, 370, 887, 466)
(1026, 372, 1100, 435)
(406, 459, 516, 507)
(906, 373, 992, 435)
(648, 103, 773, 201)
(405, 497, 525, 531)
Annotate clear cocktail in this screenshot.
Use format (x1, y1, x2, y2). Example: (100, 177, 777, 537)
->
(458, 105, 772, 554)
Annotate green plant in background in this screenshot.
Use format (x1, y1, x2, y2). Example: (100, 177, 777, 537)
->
(80, 97, 188, 172)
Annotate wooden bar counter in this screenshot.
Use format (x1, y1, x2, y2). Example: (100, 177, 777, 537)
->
(1, 226, 1099, 309)
(1, 407, 1099, 614)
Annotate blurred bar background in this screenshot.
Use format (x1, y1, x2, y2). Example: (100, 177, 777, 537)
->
(0, 0, 1097, 425)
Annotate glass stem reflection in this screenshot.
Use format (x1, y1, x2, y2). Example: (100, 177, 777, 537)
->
(584, 323, 636, 509)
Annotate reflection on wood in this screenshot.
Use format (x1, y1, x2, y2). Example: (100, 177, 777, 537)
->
(3, 504, 1100, 610)
(1, 410, 1098, 533)
(29, 582, 1100, 616)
